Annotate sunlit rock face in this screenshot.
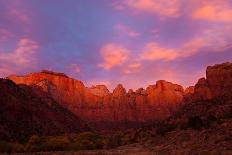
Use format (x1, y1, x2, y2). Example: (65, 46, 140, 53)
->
(206, 62, 232, 98)
(184, 86, 195, 95)
(146, 80, 184, 105)
(88, 85, 110, 97)
(8, 70, 88, 108)
(8, 71, 185, 130)
(145, 80, 185, 118)
(112, 84, 127, 97)
(7, 70, 102, 123)
(192, 62, 232, 101)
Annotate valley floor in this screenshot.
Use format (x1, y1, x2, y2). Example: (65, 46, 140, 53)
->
(7, 119, 232, 155)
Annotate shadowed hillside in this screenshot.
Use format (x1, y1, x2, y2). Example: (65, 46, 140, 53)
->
(0, 79, 89, 143)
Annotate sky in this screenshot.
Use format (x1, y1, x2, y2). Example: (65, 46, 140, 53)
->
(0, 0, 232, 91)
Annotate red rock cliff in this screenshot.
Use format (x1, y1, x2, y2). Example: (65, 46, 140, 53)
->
(190, 62, 232, 101)
(8, 71, 185, 130)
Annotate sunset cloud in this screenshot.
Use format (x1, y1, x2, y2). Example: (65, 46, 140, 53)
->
(140, 42, 179, 61)
(192, 1, 232, 22)
(0, 28, 13, 42)
(117, 0, 180, 17)
(69, 64, 81, 74)
(140, 27, 231, 62)
(0, 37, 38, 76)
(123, 62, 141, 74)
(114, 24, 140, 38)
(0, 66, 14, 77)
(98, 43, 129, 70)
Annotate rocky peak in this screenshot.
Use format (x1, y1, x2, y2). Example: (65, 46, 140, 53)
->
(146, 80, 184, 106)
(156, 80, 184, 92)
(89, 85, 110, 97)
(7, 71, 87, 110)
(147, 80, 184, 94)
(40, 70, 68, 78)
(184, 86, 195, 95)
(192, 62, 232, 101)
(135, 88, 147, 95)
(206, 62, 232, 97)
(112, 84, 126, 97)
(127, 89, 134, 95)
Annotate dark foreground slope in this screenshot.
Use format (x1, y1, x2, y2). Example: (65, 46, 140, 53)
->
(0, 79, 88, 143)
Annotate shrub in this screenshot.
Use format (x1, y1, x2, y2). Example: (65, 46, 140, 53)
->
(156, 122, 176, 136)
(0, 141, 24, 153)
(187, 116, 203, 130)
(104, 133, 123, 148)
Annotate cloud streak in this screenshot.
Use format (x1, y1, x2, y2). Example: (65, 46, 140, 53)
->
(114, 23, 140, 38)
(140, 42, 179, 61)
(98, 43, 129, 70)
(118, 0, 180, 17)
(192, 0, 232, 22)
(0, 37, 38, 76)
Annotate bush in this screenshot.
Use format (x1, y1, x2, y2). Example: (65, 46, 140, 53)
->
(104, 132, 123, 148)
(187, 116, 203, 130)
(204, 115, 218, 128)
(25, 132, 109, 152)
(25, 135, 40, 152)
(1, 131, 130, 153)
(69, 132, 108, 150)
(0, 141, 24, 153)
(156, 122, 176, 136)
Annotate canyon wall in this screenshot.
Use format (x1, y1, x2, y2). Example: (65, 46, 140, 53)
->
(8, 70, 185, 130)
(6, 62, 232, 130)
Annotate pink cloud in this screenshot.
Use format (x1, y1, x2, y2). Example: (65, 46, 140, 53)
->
(122, 62, 141, 74)
(9, 9, 30, 23)
(0, 37, 38, 77)
(117, 0, 180, 17)
(192, 0, 232, 22)
(0, 67, 14, 77)
(69, 64, 81, 74)
(14, 38, 38, 65)
(183, 25, 232, 56)
(140, 42, 179, 61)
(4, 0, 31, 24)
(98, 43, 129, 70)
(140, 24, 232, 61)
(114, 23, 140, 38)
(0, 28, 13, 42)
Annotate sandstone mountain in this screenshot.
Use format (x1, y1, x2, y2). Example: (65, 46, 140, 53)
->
(7, 62, 232, 131)
(1, 62, 232, 154)
(8, 71, 185, 130)
(0, 78, 88, 142)
(187, 62, 232, 102)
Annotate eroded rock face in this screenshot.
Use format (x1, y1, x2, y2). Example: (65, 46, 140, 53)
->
(7, 71, 87, 107)
(146, 80, 184, 105)
(192, 62, 232, 101)
(88, 85, 109, 97)
(7, 71, 101, 123)
(206, 62, 232, 97)
(185, 86, 195, 95)
(8, 71, 185, 130)
(113, 84, 126, 97)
